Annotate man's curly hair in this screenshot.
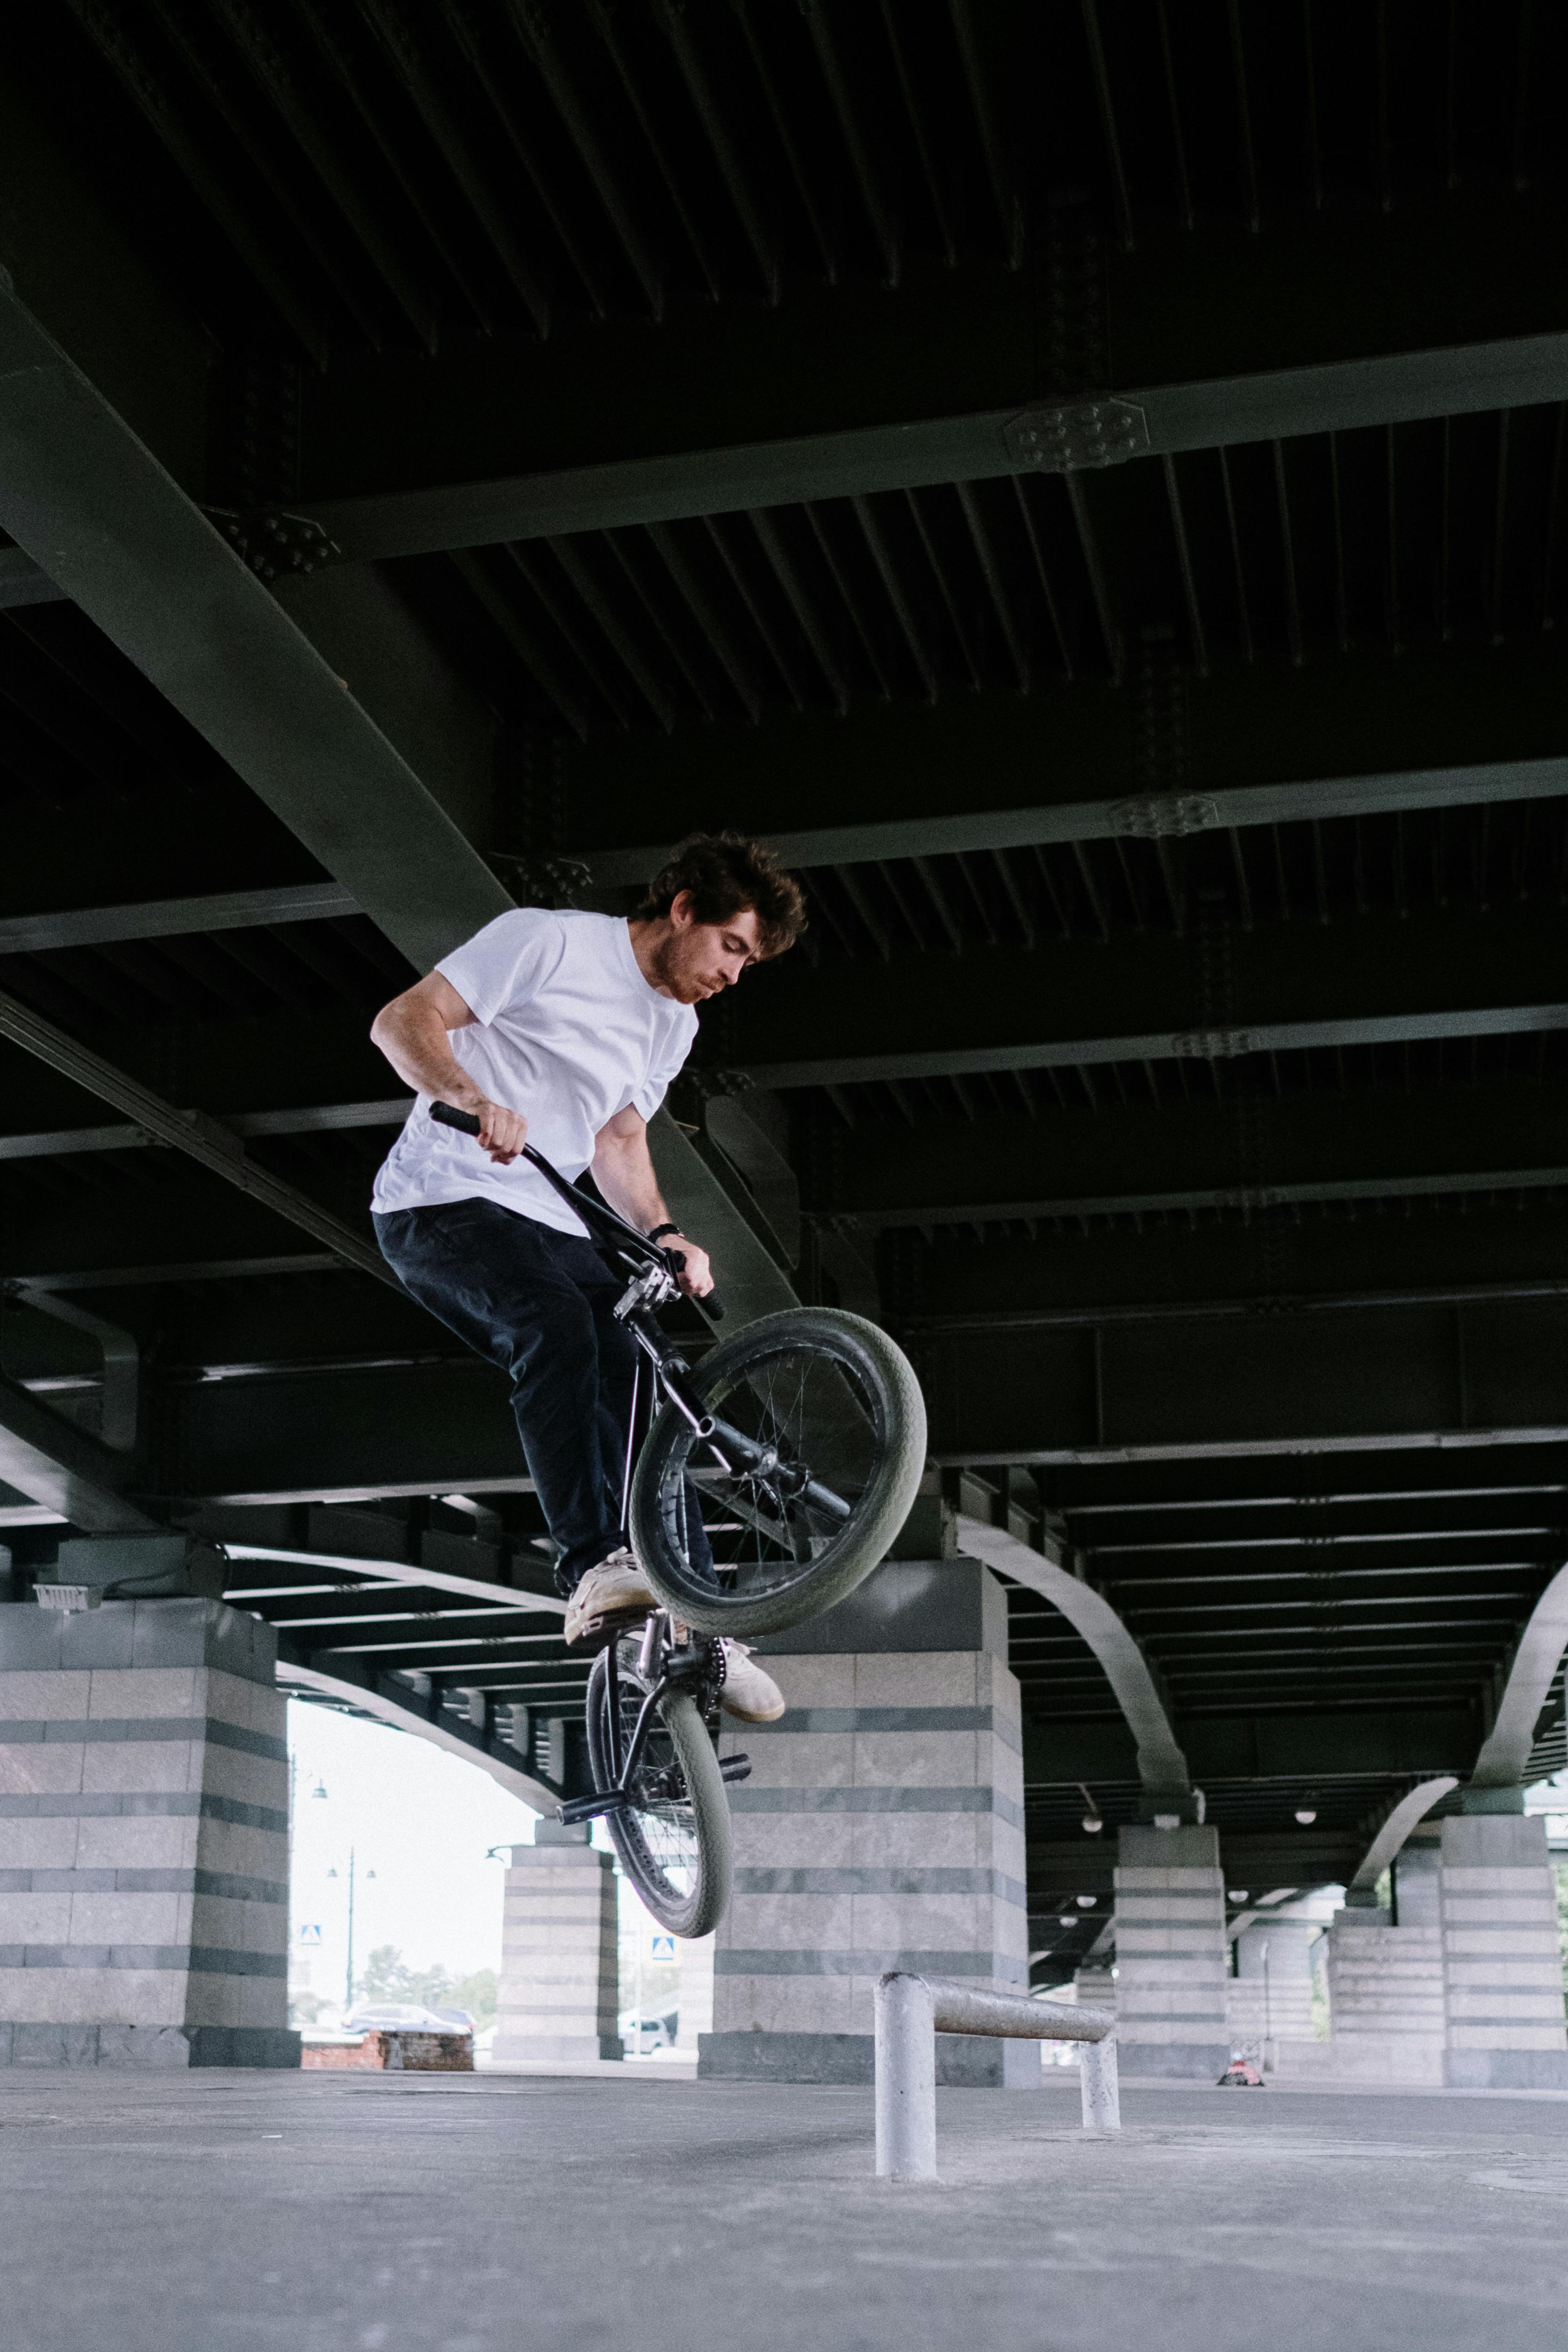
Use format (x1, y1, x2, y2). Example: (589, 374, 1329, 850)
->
(636, 831, 806, 959)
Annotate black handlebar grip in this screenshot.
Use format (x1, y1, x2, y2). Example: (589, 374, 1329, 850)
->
(662, 1247, 724, 1321)
(430, 1101, 482, 1136)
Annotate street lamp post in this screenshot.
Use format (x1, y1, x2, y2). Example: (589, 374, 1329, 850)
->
(326, 1846, 375, 2012)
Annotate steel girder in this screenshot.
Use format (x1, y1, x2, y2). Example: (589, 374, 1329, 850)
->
(297, 192, 1568, 533)
(725, 899, 1568, 1089)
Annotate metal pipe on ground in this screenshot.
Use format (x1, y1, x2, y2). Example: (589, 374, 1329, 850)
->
(874, 1972, 1119, 2182)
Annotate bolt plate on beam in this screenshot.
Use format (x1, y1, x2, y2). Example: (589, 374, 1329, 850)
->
(1003, 401, 1149, 473)
(205, 508, 341, 582)
(1110, 793, 1221, 838)
(1170, 1029, 1262, 1060)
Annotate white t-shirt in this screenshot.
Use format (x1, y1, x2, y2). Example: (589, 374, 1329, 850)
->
(370, 909, 698, 1237)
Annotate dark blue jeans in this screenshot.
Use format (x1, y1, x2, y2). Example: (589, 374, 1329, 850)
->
(374, 1197, 636, 1595)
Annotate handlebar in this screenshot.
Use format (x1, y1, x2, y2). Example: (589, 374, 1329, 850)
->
(428, 1101, 724, 1319)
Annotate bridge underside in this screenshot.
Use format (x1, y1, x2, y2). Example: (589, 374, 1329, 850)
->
(1, 2, 1565, 1991)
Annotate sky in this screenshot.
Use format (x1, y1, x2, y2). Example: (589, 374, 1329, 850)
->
(285, 1700, 676, 2019)
(286, 1699, 542, 2002)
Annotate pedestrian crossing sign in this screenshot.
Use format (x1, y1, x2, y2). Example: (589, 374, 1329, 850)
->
(649, 1933, 676, 1963)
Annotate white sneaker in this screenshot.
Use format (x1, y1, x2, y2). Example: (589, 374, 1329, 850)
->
(717, 1641, 785, 1723)
(563, 1550, 656, 1648)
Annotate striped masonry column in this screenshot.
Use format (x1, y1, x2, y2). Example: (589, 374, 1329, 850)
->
(1073, 1962, 1115, 2013)
(1229, 1912, 1318, 2054)
(1113, 1824, 1231, 2078)
(0, 1598, 298, 2067)
(674, 1932, 715, 2054)
(493, 1822, 621, 2064)
(1324, 1903, 1446, 2084)
(699, 1560, 1034, 2087)
(1439, 1810, 1568, 2089)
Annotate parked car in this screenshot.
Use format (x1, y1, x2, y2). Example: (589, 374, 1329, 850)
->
(620, 2007, 679, 2054)
(430, 2008, 475, 2032)
(345, 2004, 469, 2035)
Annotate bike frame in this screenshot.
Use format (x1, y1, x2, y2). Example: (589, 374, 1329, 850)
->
(508, 1142, 745, 1828)
(425, 1108, 808, 1830)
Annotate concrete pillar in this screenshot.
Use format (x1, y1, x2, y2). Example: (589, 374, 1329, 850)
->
(1439, 1810, 1568, 2089)
(699, 1560, 1034, 2087)
(1073, 1962, 1115, 2013)
(1324, 1883, 1446, 2084)
(493, 1822, 621, 2064)
(0, 1598, 298, 2068)
(1229, 1914, 1317, 2056)
(674, 1932, 714, 2054)
(1113, 1825, 1230, 2078)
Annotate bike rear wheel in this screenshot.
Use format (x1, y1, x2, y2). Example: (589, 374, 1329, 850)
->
(629, 1306, 926, 1639)
(585, 1639, 732, 1939)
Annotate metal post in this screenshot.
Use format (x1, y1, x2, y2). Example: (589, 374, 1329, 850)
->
(1079, 2033, 1120, 2128)
(874, 1971, 936, 2181)
(1261, 1937, 1273, 2073)
(345, 1847, 356, 2011)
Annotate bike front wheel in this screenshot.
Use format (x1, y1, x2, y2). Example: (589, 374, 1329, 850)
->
(629, 1306, 927, 1639)
(585, 1639, 732, 1938)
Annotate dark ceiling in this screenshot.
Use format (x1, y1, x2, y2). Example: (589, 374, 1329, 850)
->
(0, 0, 1566, 1981)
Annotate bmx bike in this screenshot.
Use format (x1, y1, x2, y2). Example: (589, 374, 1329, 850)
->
(429, 1102, 926, 1937)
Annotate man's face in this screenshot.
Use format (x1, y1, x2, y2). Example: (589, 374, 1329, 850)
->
(656, 894, 764, 1003)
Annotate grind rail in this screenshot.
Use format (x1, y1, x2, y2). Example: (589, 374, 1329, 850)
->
(875, 1971, 1120, 2181)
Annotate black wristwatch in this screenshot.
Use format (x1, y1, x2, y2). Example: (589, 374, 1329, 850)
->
(646, 1222, 682, 1244)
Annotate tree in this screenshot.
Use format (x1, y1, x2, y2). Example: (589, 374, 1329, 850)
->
(353, 1946, 498, 2027)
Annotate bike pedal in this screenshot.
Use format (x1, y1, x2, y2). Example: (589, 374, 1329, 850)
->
(564, 1606, 652, 1658)
(719, 1754, 752, 1783)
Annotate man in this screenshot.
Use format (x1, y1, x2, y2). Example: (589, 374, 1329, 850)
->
(367, 833, 806, 1726)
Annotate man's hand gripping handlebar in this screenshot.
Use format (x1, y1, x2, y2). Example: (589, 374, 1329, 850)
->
(427, 1100, 724, 1319)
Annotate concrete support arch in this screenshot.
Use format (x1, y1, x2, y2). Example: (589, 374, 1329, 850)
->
(1345, 1778, 1459, 1898)
(954, 1513, 1192, 1804)
(1469, 1558, 1568, 1794)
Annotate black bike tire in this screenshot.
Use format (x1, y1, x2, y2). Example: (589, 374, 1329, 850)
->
(585, 1651, 732, 1939)
(628, 1306, 927, 1638)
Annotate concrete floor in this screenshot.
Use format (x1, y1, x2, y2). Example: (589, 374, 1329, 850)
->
(5, 2071, 1568, 2352)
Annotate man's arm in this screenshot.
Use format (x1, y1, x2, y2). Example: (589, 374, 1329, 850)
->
(370, 972, 527, 1165)
(592, 1106, 713, 1298)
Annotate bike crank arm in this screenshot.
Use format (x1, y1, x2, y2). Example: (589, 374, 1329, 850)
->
(557, 1789, 630, 1825)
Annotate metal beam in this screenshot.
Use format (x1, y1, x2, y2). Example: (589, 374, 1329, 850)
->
(572, 757, 1568, 889)
(0, 281, 791, 1329)
(821, 1060, 1568, 1229)
(738, 1006, 1568, 1094)
(848, 1175, 1568, 1234)
(279, 1656, 558, 1814)
(0, 883, 360, 958)
(0, 1100, 409, 1162)
(1469, 1560, 1568, 1790)
(221, 1543, 563, 1621)
(924, 1293, 1568, 1465)
(1346, 1780, 1459, 1894)
(0, 280, 509, 977)
(0, 988, 398, 1290)
(0, 1373, 156, 1535)
(962, 1515, 1189, 1803)
(726, 901, 1568, 1091)
(17, 1253, 342, 1294)
(307, 334, 1568, 563)
(0, 545, 63, 608)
